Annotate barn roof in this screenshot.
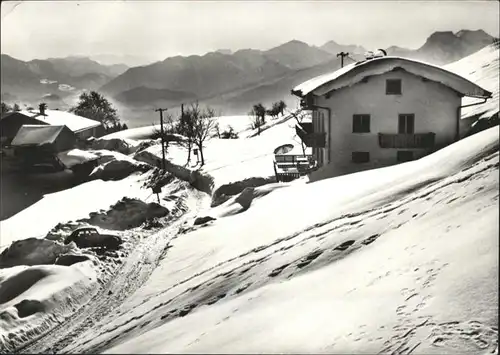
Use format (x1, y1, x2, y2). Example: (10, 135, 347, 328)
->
(17, 109, 101, 133)
(292, 56, 493, 99)
(11, 125, 69, 147)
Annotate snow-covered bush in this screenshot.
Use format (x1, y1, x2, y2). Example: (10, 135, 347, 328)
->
(89, 159, 152, 181)
(142, 217, 165, 230)
(220, 126, 239, 139)
(91, 138, 132, 155)
(0, 238, 78, 268)
(79, 197, 169, 231)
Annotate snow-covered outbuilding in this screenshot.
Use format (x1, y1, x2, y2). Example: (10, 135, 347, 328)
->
(11, 125, 76, 152)
(291, 56, 493, 179)
(0, 104, 102, 146)
(10, 124, 78, 171)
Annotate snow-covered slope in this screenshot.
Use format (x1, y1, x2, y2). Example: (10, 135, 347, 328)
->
(132, 112, 309, 204)
(59, 127, 498, 354)
(1, 59, 498, 352)
(0, 263, 97, 352)
(103, 115, 258, 141)
(446, 43, 499, 121)
(0, 174, 152, 248)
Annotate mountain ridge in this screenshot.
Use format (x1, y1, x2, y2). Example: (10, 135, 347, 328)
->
(1, 29, 497, 120)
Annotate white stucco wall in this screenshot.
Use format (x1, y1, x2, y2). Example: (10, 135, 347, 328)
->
(309, 69, 462, 181)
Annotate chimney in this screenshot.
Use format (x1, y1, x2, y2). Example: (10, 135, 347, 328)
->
(39, 103, 47, 116)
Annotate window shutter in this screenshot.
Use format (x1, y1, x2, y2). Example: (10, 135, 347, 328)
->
(398, 115, 406, 134)
(407, 115, 415, 134)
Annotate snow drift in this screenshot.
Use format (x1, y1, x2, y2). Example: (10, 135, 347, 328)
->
(446, 43, 499, 122)
(0, 238, 79, 268)
(0, 262, 97, 353)
(57, 127, 498, 354)
(80, 198, 169, 231)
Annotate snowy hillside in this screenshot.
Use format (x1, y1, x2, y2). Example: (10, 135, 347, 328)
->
(104, 112, 309, 205)
(0, 47, 498, 354)
(446, 43, 499, 121)
(10, 125, 494, 354)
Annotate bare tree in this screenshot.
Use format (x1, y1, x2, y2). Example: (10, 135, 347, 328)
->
(1, 102, 12, 114)
(178, 102, 216, 166)
(176, 107, 195, 165)
(253, 103, 266, 125)
(249, 108, 264, 135)
(267, 101, 282, 119)
(192, 104, 216, 166)
(277, 100, 287, 116)
(214, 121, 221, 138)
(290, 110, 309, 156)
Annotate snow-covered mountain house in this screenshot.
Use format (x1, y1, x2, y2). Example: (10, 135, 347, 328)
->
(0, 104, 102, 146)
(291, 56, 492, 180)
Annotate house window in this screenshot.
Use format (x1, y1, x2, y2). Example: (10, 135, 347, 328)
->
(352, 152, 370, 163)
(353, 114, 370, 133)
(398, 114, 415, 134)
(397, 151, 414, 162)
(386, 79, 402, 95)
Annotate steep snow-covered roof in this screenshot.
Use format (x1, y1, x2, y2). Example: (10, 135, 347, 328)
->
(11, 125, 68, 146)
(18, 109, 102, 133)
(292, 56, 493, 99)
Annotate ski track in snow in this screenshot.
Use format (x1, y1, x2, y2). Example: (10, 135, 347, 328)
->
(54, 150, 499, 354)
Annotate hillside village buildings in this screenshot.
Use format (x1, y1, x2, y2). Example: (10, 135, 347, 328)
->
(0, 104, 102, 147)
(291, 55, 492, 180)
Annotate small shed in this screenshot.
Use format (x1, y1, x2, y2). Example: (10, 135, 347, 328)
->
(11, 125, 77, 153)
(0, 112, 48, 146)
(0, 105, 103, 146)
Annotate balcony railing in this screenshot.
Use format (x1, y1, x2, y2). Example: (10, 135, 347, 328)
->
(378, 132, 436, 149)
(273, 154, 317, 182)
(295, 124, 326, 148)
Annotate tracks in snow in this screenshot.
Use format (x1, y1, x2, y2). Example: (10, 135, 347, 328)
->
(68, 151, 499, 353)
(14, 186, 209, 355)
(20, 151, 500, 354)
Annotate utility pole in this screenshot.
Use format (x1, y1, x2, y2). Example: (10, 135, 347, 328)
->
(155, 108, 168, 171)
(180, 103, 191, 165)
(337, 51, 349, 68)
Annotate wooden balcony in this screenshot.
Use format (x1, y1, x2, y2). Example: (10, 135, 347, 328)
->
(295, 123, 326, 148)
(296, 121, 313, 134)
(378, 132, 436, 149)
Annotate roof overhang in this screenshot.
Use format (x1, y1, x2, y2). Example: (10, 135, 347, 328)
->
(293, 56, 492, 100)
(73, 121, 102, 133)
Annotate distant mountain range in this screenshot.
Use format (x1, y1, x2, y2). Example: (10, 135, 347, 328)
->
(86, 54, 157, 67)
(0, 55, 129, 106)
(386, 29, 498, 64)
(1, 29, 497, 122)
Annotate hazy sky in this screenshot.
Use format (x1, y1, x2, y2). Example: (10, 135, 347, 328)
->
(1, 0, 499, 64)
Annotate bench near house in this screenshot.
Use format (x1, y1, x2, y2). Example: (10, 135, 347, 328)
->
(291, 55, 492, 181)
(272, 143, 316, 182)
